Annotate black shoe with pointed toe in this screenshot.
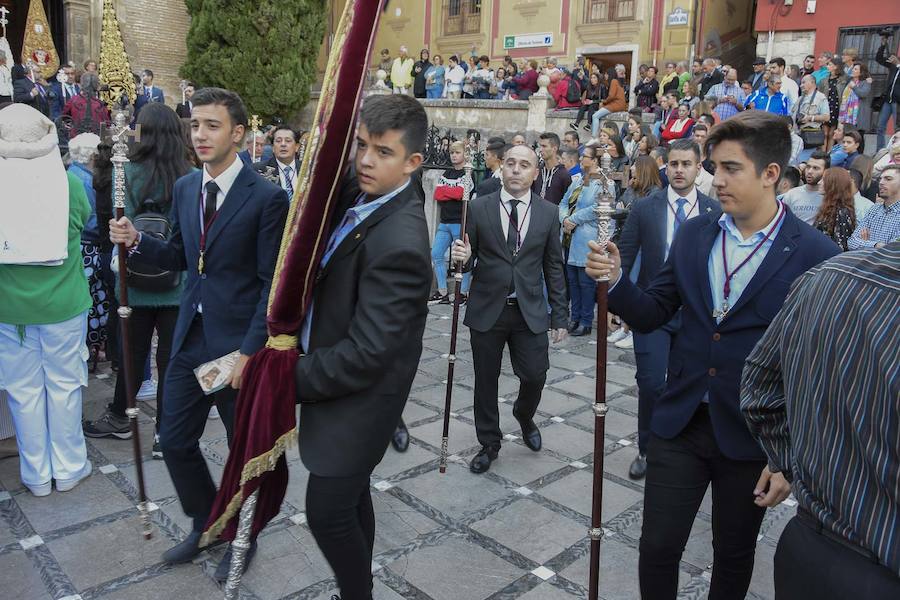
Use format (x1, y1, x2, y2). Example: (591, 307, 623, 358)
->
(469, 445, 499, 473)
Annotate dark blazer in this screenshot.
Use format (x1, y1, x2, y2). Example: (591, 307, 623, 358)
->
(474, 174, 502, 198)
(295, 177, 432, 477)
(699, 70, 724, 97)
(252, 156, 301, 194)
(50, 81, 79, 119)
(618, 188, 719, 290)
(175, 101, 193, 119)
(463, 190, 568, 334)
(133, 161, 289, 358)
(134, 85, 165, 116)
(13, 77, 50, 117)
(609, 208, 839, 460)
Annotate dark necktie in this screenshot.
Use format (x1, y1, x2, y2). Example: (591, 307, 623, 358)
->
(204, 180, 220, 226)
(673, 197, 687, 236)
(507, 199, 519, 294)
(283, 165, 294, 199)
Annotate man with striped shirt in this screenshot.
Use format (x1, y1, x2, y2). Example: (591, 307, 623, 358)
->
(741, 242, 900, 599)
(848, 164, 900, 249)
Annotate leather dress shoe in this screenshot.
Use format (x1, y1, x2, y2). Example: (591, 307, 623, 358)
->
(567, 321, 579, 333)
(391, 420, 410, 452)
(629, 453, 648, 480)
(469, 446, 499, 473)
(213, 540, 258, 582)
(162, 531, 204, 564)
(514, 410, 542, 452)
(570, 325, 592, 337)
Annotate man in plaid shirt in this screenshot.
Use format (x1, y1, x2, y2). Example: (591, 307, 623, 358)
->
(849, 164, 900, 249)
(706, 68, 746, 121)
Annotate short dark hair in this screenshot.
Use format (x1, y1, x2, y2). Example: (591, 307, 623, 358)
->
(781, 166, 801, 189)
(805, 54, 815, 61)
(359, 94, 427, 155)
(272, 126, 300, 142)
(539, 132, 561, 149)
(705, 110, 791, 175)
(651, 145, 668, 163)
(769, 57, 786, 69)
(692, 123, 709, 134)
(485, 141, 506, 158)
(561, 148, 580, 162)
(479, 55, 489, 64)
(487, 136, 506, 145)
(628, 107, 644, 118)
(843, 129, 863, 150)
(449, 55, 459, 64)
(564, 130, 580, 142)
(668, 138, 701, 162)
(808, 150, 830, 168)
(141, 69, 154, 78)
(191, 87, 248, 127)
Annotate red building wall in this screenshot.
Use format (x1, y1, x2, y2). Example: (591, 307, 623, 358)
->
(754, 2, 900, 55)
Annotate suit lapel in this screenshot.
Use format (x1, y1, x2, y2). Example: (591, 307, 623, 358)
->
(722, 211, 800, 320)
(652, 193, 668, 252)
(182, 172, 202, 253)
(205, 165, 254, 251)
(488, 194, 512, 263)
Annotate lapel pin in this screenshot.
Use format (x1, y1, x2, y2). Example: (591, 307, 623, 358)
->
(354, 233, 361, 240)
(706, 207, 711, 212)
(783, 247, 790, 252)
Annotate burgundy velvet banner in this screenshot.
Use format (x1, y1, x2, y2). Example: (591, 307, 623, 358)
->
(202, 0, 385, 544)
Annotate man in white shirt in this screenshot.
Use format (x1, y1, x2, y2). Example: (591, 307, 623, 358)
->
(0, 50, 11, 103)
(390, 45, 415, 95)
(253, 125, 300, 200)
(768, 57, 798, 107)
(782, 151, 826, 225)
(444, 55, 465, 99)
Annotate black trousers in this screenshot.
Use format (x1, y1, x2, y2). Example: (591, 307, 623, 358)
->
(470, 303, 549, 449)
(775, 512, 900, 600)
(306, 472, 375, 600)
(640, 405, 766, 600)
(111, 306, 178, 432)
(158, 318, 236, 532)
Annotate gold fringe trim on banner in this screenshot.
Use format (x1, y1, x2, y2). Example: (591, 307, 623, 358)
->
(200, 428, 297, 546)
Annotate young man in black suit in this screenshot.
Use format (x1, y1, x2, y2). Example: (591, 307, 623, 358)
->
(586, 111, 839, 599)
(452, 144, 569, 474)
(616, 139, 719, 480)
(294, 94, 432, 600)
(109, 88, 289, 580)
(175, 81, 194, 118)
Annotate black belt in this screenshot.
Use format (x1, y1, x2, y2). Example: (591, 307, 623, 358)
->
(796, 508, 879, 563)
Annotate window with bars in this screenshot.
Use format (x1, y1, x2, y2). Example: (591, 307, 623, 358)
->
(583, 0, 635, 23)
(443, 0, 482, 36)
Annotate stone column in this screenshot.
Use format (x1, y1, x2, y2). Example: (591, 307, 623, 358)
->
(526, 73, 552, 139)
(63, 0, 96, 65)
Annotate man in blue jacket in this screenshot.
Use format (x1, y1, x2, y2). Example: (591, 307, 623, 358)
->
(615, 138, 718, 480)
(585, 110, 839, 600)
(50, 64, 80, 120)
(109, 87, 288, 581)
(134, 69, 165, 118)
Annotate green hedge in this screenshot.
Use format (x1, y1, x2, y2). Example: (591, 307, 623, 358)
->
(180, 0, 326, 121)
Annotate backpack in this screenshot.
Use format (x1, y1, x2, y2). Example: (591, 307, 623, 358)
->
(127, 199, 181, 292)
(566, 77, 581, 103)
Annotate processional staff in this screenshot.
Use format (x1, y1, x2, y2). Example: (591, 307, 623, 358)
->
(588, 150, 615, 600)
(110, 109, 153, 539)
(249, 114, 263, 163)
(438, 136, 477, 473)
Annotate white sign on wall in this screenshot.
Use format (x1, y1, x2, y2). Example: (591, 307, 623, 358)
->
(503, 33, 554, 50)
(668, 7, 689, 27)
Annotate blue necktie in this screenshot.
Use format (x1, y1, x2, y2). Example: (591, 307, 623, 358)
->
(673, 197, 688, 236)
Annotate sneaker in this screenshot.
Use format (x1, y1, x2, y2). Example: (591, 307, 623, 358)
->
(56, 460, 93, 492)
(427, 292, 445, 305)
(614, 331, 634, 349)
(606, 328, 628, 343)
(152, 434, 163, 460)
(569, 122, 579, 131)
(136, 379, 157, 401)
(583, 124, 592, 132)
(457, 293, 468, 305)
(26, 481, 52, 497)
(83, 410, 132, 439)
(208, 405, 220, 420)
(438, 294, 451, 305)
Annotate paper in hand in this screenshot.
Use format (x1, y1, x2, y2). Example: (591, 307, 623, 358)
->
(193, 350, 241, 395)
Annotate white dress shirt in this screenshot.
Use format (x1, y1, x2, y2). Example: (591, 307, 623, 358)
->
(275, 158, 298, 193)
(499, 187, 533, 243)
(197, 154, 244, 312)
(665, 185, 700, 257)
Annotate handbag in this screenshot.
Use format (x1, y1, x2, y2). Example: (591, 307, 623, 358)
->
(798, 90, 826, 149)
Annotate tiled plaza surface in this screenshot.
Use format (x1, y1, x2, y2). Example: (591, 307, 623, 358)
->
(0, 303, 793, 599)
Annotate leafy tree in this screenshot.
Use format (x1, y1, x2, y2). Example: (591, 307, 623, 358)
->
(180, 0, 326, 121)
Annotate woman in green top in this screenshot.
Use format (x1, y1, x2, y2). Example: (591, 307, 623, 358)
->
(0, 110, 94, 495)
(82, 104, 194, 457)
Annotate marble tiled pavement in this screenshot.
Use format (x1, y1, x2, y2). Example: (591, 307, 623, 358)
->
(0, 304, 793, 599)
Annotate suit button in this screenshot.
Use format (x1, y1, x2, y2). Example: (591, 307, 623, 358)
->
(712, 333, 721, 341)
(201, 274, 208, 280)
(708, 368, 717, 376)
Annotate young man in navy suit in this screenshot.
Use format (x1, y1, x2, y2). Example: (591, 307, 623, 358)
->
(616, 138, 719, 481)
(134, 69, 165, 117)
(110, 87, 288, 580)
(50, 64, 79, 120)
(586, 110, 839, 599)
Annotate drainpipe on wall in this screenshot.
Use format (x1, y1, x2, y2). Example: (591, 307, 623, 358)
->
(766, 30, 775, 63)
